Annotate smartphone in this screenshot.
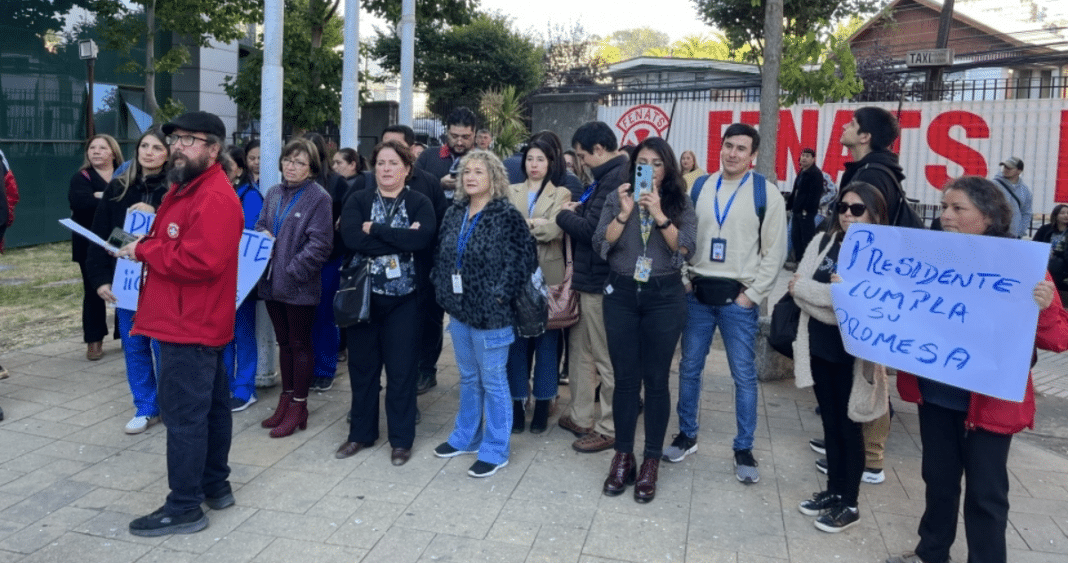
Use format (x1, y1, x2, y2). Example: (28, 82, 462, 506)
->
(633, 163, 653, 198)
(107, 227, 137, 249)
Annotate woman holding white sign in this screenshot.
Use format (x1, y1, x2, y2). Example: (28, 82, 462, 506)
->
(85, 127, 170, 434)
(790, 181, 889, 533)
(888, 176, 1068, 563)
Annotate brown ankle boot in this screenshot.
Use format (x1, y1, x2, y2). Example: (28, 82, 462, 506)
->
(86, 341, 103, 361)
(634, 457, 659, 503)
(603, 452, 636, 496)
(269, 398, 308, 438)
(261, 391, 293, 428)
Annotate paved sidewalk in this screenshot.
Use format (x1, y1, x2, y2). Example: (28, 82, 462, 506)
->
(0, 331, 1067, 563)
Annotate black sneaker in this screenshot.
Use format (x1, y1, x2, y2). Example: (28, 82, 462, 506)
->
(311, 377, 334, 392)
(468, 459, 508, 478)
(416, 373, 437, 395)
(814, 503, 860, 533)
(433, 442, 477, 458)
(129, 507, 208, 537)
(662, 433, 698, 463)
(809, 438, 826, 455)
(734, 449, 760, 484)
(798, 490, 840, 516)
(204, 486, 235, 510)
(816, 457, 828, 474)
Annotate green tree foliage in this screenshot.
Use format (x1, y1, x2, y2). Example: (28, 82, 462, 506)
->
(362, 0, 478, 25)
(223, 0, 343, 134)
(596, 27, 671, 64)
(13, 1, 95, 37)
(692, 0, 879, 103)
(480, 86, 527, 159)
(644, 33, 751, 61)
(371, 13, 542, 117)
(539, 22, 609, 90)
(91, 0, 262, 119)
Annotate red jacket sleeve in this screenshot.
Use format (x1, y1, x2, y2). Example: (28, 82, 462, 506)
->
(4, 170, 17, 226)
(1036, 272, 1068, 353)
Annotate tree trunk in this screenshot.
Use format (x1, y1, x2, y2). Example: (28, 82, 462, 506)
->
(145, 0, 159, 118)
(756, 0, 782, 181)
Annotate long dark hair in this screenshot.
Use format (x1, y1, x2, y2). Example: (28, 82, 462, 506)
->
(226, 145, 252, 189)
(527, 130, 568, 186)
(827, 181, 889, 238)
(113, 127, 169, 201)
(629, 137, 687, 222)
(942, 176, 1013, 238)
(1048, 204, 1068, 233)
(520, 137, 559, 192)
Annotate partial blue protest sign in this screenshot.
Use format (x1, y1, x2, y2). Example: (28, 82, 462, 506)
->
(110, 210, 273, 311)
(830, 224, 1048, 402)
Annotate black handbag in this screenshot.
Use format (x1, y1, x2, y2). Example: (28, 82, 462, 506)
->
(334, 255, 372, 327)
(768, 292, 801, 358)
(513, 268, 548, 338)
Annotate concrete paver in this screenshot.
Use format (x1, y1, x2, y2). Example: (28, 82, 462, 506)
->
(0, 324, 1067, 562)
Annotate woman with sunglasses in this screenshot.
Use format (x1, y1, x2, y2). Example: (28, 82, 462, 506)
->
(789, 181, 889, 533)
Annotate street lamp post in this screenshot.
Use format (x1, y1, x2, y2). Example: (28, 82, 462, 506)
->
(79, 39, 99, 138)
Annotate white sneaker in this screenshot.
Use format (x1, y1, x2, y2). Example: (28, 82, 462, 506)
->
(125, 415, 160, 434)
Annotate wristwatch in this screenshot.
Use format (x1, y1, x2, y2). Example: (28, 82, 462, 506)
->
(655, 219, 672, 229)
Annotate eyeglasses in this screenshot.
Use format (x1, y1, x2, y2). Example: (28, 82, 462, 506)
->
(282, 157, 309, 168)
(837, 202, 868, 217)
(165, 134, 210, 147)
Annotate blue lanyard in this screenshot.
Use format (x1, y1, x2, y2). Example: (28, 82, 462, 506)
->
(273, 187, 305, 236)
(455, 209, 483, 271)
(713, 172, 749, 229)
(578, 181, 598, 204)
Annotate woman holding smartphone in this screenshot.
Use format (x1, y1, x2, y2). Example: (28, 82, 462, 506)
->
(593, 137, 696, 503)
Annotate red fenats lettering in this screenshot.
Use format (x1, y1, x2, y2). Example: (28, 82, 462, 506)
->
(893, 110, 922, 155)
(777, 109, 819, 181)
(615, 104, 672, 146)
(1058, 111, 1068, 203)
(925, 111, 990, 190)
(822, 110, 857, 181)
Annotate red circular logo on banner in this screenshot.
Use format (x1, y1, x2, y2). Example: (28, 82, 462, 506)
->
(616, 104, 671, 146)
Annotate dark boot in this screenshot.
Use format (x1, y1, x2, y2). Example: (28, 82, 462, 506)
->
(416, 372, 437, 395)
(634, 457, 659, 503)
(261, 391, 293, 428)
(512, 400, 525, 434)
(529, 399, 550, 434)
(269, 398, 308, 438)
(603, 452, 636, 496)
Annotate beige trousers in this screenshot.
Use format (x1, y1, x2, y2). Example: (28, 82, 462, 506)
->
(566, 291, 615, 436)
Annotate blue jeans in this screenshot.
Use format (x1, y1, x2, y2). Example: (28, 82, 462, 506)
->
(311, 257, 342, 379)
(446, 320, 514, 465)
(117, 308, 160, 417)
(676, 293, 760, 451)
(506, 329, 560, 401)
(223, 297, 258, 401)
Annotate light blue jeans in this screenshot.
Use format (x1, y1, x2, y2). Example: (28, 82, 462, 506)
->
(676, 293, 760, 451)
(117, 308, 161, 417)
(446, 320, 515, 465)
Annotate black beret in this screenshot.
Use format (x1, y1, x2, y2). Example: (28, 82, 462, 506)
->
(162, 111, 226, 140)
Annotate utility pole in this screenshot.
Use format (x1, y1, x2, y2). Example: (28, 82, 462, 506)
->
(340, 0, 360, 149)
(926, 0, 955, 101)
(399, 0, 415, 126)
(756, 0, 783, 181)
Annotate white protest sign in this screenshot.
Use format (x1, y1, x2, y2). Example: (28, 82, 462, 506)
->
(108, 210, 274, 311)
(830, 224, 1048, 402)
(58, 218, 120, 253)
(111, 210, 156, 310)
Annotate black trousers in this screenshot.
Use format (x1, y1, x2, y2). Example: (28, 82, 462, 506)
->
(156, 342, 232, 514)
(417, 285, 444, 379)
(792, 212, 817, 262)
(346, 292, 419, 449)
(811, 356, 864, 507)
(916, 402, 1013, 563)
(604, 273, 686, 459)
(78, 260, 109, 343)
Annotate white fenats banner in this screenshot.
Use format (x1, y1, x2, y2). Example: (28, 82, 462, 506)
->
(830, 224, 1047, 402)
(599, 99, 1068, 210)
(110, 210, 273, 311)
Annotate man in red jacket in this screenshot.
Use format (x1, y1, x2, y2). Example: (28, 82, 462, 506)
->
(116, 111, 244, 537)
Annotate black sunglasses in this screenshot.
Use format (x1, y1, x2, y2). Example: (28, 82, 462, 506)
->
(836, 202, 867, 217)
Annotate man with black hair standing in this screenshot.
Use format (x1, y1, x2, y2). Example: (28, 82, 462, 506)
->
(555, 121, 630, 453)
(839, 107, 907, 223)
(119, 111, 243, 537)
(789, 147, 823, 262)
(413, 107, 479, 394)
